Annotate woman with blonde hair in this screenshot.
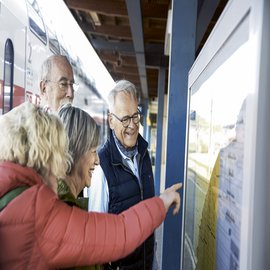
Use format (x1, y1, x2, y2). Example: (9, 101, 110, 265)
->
(0, 102, 181, 270)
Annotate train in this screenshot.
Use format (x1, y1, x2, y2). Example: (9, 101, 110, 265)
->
(0, 0, 110, 141)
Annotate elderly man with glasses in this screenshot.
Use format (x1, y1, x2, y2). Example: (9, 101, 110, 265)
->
(39, 55, 78, 112)
(88, 80, 156, 270)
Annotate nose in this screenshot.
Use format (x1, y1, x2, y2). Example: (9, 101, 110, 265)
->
(66, 85, 74, 99)
(95, 153, 100, 165)
(127, 118, 136, 128)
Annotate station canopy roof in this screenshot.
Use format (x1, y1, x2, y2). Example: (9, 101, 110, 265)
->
(64, 0, 228, 117)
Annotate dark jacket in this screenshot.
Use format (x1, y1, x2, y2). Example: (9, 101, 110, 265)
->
(99, 131, 155, 270)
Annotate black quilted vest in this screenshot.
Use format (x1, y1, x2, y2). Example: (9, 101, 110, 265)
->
(99, 131, 155, 270)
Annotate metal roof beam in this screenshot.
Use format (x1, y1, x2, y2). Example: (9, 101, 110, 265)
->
(125, 0, 148, 99)
(81, 24, 132, 40)
(91, 39, 134, 53)
(91, 39, 165, 54)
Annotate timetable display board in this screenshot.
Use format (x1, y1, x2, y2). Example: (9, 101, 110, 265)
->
(180, 0, 270, 269)
(183, 45, 248, 270)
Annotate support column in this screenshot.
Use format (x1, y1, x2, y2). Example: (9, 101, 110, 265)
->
(154, 67, 166, 195)
(142, 98, 149, 141)
(162, 0, 197, 269)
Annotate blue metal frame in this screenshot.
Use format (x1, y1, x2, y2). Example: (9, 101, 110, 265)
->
(162, 0, 197, 269)
(154, 67, 166, 195)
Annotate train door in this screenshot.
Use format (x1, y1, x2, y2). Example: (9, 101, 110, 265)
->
(2, 40, 14, 114)
(0, 0, 28, 114)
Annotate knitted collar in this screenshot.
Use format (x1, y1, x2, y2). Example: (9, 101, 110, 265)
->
(112, 130, 138, 159)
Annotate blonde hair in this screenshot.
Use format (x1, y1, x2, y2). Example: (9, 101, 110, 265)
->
(0, 102, 71, 179)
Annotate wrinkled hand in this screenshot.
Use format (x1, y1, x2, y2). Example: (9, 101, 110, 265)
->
(159, 183, 182, 215)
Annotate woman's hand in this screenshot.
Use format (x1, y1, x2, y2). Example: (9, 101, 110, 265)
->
(159, 183, 182, 215)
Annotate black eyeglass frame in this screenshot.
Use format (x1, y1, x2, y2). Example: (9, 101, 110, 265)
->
(111, 110, 141, 128)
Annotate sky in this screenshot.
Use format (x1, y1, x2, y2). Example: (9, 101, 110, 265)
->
(37, 0, 115, 102)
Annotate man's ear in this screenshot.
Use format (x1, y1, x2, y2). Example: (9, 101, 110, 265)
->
(108, 113, 114, 129)
(39, 80, 46, 96)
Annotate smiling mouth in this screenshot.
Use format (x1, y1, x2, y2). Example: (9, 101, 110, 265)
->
(125, 130, 136, 136)
(88, 168, 95, 177)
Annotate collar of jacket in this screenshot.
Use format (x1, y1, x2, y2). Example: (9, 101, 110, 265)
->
(107, 130, 148, 165)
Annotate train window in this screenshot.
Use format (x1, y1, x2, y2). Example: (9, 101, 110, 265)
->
(48, 28, 60, 54)
(60, 46, 69, 59)
(2, 39, 14, 114)
(26, 0, 47, 45)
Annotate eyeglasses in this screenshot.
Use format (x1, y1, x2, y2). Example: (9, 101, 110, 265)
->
(45, 80, 79, 92)
(111, 111, 141, 128)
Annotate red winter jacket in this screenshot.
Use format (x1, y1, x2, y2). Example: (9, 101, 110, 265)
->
(0, 162, 166, 269)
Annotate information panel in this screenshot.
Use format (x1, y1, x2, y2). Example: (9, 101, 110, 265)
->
(182, 1, 251, 269)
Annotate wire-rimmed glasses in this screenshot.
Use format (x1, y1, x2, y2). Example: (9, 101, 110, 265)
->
(45, 79, 79, 92)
